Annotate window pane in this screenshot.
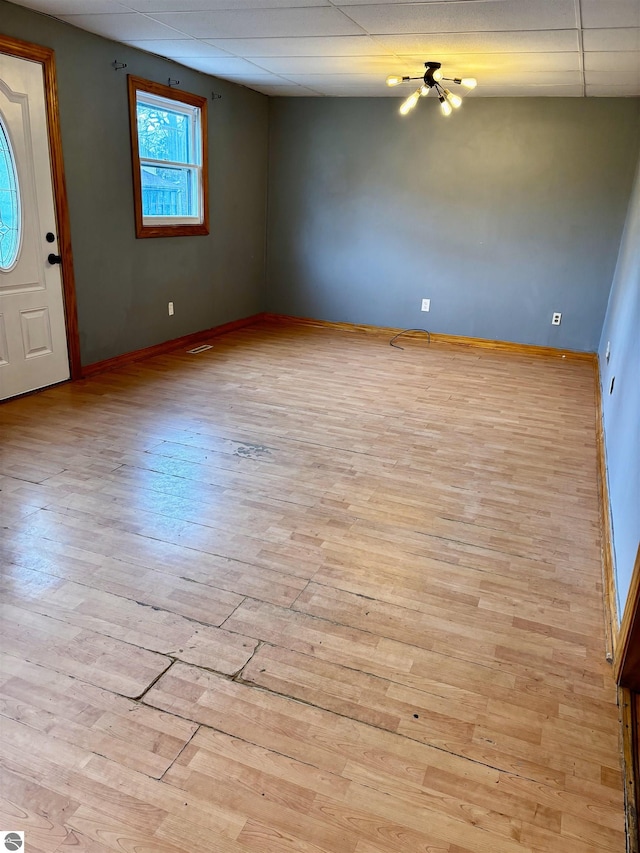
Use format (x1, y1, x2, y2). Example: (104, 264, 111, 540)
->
(0, 117, 21, 270)
(137, 102, 191, 164)
(140, 165, 198, 218)
(129, 77, 208, 236)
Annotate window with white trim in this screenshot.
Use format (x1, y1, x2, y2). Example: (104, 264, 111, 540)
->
(128, 77, 208, 238)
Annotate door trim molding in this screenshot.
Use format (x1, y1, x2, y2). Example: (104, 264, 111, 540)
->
(620, 686, 640, 853)
(0, 34, 81, 379)
(615, 546, 640, 686)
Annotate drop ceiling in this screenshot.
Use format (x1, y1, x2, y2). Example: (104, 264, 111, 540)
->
(14, 0, 640, 97)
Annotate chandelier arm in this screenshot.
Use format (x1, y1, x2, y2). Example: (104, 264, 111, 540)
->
(390, 62, 477, 115)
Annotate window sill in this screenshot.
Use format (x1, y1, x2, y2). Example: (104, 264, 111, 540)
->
(135, 221, 210, 239)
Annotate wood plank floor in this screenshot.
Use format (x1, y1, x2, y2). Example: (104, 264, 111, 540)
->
(0, 318, 625, 852)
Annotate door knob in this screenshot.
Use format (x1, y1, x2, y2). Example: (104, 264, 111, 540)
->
(47, 253, 62, 265)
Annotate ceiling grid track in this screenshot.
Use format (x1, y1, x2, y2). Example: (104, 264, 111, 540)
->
(575, 0, 587, 97)
(9, 0, 639, 97)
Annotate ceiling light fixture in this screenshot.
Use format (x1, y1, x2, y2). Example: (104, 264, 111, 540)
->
(386, 62, 477, 117)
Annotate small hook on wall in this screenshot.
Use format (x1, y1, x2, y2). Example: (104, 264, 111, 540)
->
(168, 78, 180, 87)
(212, 92, 222, 100)
(112, 60, 127, 71)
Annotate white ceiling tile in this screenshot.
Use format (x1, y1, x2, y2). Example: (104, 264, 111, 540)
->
(207, 72, 301, 88)
(397, 52, 581, 74)
(250, 83, 321, 96)
(372, 30, 580, 55)
(12, 0, 130, 12)
(280, 72, 394, 86)
(322, 87, 412, 96)
(583, 27, 640, 52)
(249, 55, 395, 74)
(586, 83, 640, 96)
(203, 35, 390, 57)
(585, 70, 640, 86)
(583, 28, 640, 51)
(338, 0, 473, 4)
(58, 11, 183, 38)
(13, 0, 640, 97)
(238, 75, 304, 85)
(183, 56, 269, 75)
(472, 84, 585, 96)
(340, 0, 578, 36)
(121, 38, 232, 56)
(304, 86, 406, 95)
(449, 70, 584, 86)
(583, 52, 640, 73)
(126, 0, 329, 11)
(149, 7, 364, 39)
(580, 0, 640, 29)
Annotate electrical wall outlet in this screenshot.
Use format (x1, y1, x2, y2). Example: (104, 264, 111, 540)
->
(421, 298, 430, 312)
(168, 302, 174, 316)
(552, 312, 561, 326)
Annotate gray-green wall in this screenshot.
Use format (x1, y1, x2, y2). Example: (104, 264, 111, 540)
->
(2, 0, 639, 361)
(2, 0, 269, 365)
(598, 151, 640, 616)
(266, 97, 640, 351)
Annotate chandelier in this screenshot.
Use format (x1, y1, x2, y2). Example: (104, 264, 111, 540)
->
(386, 61, 477, 117)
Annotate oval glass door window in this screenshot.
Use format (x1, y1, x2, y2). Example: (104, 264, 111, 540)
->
(0, 116, 21, 270)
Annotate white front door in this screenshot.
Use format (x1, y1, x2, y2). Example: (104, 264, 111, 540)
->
(0, 51, 70, 400)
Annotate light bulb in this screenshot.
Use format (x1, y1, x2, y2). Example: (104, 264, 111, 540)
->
(386, 75, 404, 87)
(460, 77, 477, 89)
(399, 89, 420, 115)
(444, 88, 462, 108)
(432, 69, 443, 81)
(420, 84, 429, 97)
(439, 95, 452, 116)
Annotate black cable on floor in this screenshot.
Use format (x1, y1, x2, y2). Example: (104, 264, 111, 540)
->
(389, 328, 431, 350)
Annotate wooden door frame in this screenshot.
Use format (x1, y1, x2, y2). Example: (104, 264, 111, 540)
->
(615, 546, 640, 689)
(0, 34, 81, 379)
(615, 546, 640, 853)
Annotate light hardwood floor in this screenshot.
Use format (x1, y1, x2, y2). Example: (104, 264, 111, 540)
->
(0, 318, 625, 852)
